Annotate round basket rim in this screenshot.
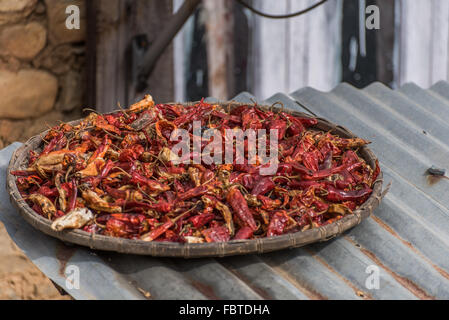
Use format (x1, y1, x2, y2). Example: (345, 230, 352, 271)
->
(6, 101, 383, 258)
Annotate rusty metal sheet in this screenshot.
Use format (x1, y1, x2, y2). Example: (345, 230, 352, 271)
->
(2, 82, 449, 299)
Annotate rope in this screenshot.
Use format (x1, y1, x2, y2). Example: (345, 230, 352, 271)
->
(236, 0, 328, 19)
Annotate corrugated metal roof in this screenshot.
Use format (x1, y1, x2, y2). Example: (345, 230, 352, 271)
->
(2, 81, 449, 299)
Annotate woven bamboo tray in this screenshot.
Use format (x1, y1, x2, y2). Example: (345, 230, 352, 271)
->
(6, 102, 383, 258)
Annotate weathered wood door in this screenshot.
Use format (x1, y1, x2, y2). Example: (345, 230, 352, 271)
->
(395, 0, 449, 88)
(88, 0, 175, 113)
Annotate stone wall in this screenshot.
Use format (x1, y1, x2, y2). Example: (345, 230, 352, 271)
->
(0, 0, 86, 149)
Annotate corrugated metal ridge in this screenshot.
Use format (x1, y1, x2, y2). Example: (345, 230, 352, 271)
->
(93, 82, 449, 300)
(234, 90, 427, 299)
(287, 81, 449, 299)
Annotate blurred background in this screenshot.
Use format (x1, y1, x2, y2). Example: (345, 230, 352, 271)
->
(89, 0, 449, 110)
(0, 0, 448, 299)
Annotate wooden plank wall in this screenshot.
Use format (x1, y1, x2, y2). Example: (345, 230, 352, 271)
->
(90, 0, 449, 107)
(203, 0, 235, 100)
(94, 0, 174, 113)
(250, 0, 343, 100)
(173, 0, 342, 101)
(173, 0, 189, 102)
(395, 0, 449, 88)
(247, 0, 449, 95)
(376, 0, 395, 86)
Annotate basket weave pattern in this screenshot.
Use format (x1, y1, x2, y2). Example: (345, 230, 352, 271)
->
(6, 103, 383, 258)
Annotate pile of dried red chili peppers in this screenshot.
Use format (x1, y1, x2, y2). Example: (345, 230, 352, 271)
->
(12, 95, 380, 243)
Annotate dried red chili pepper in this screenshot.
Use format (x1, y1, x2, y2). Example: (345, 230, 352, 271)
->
(226, 187, 257, 231)
(130, 172, 170, 193)
(189, 212, 214, 228)
(141, 220, 174, 241)
(265, 120, 287, 140)
(324, 185, 372, 203)
(233, 226, 253, 240)
(267, 211, 289, 237)
(41, 132, 64, 156)
(178, 185, 210, 201)
(251, 177, 275, 196)
(202, 226, 230, 243)
(67, 179, 77, 212)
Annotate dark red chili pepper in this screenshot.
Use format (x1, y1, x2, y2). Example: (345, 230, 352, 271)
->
(320, 150, 333, 170)
(324, 185, 372, 202)
(265, 120, 287, 140)
(276, 163, 294, 176)
(173, 179, 185, 194)
(83, 224, 102, 234)
(303, 151, 320, 172)
(119, 145, 144, 162)
(141, 220, 174, 241)
(342, 150, 359, 165)
(201, 226, 230, 243)
(230, 105, 249, 116)
(89, 135, 111, 163)
(100, 160, 115, 178)
(312, 200, 329, 213)
(252, 107, 273, 120)
(11, 170, 38, 177)
(346, 161, 363, 172)
(189, 212, 214, 228)
(157, 104, 182, 119)
(165, 166, 185, 175)
(242, 109, 262, 130)
(16, 175, 42, 190)
(104, 114, 119, 127)
(41, 132, 64, 156)
(178, 185, 209, 201)
(267, 211, 289, 237)
(104, 186, 128, 200)
(230, 173, 257, 190)
(109, 213, 145, 225)
(233, 162, 258, 174)
(334, 169, 356, 189)
(280, 113, 305, 135)
(115, 161, 137, 173)
(38, 186, 59, 198)
(288, 180, 325, 190)
(211, 110, 241, 123)
(120, 201, 153, 210)
(201, 169, 215, 184)
(130, 171, 170, 192)
(28, 150, 39, 165)
(150, 200, 174, 213)
(233, 226, 253, 240)
(105, 218, 137, 238)
(31, 203, 44, 217)
(297, 117, 318, 127)
(251, 177, 275, 196)
(68, 179, 77, 212)
(301, 164, 347, 180)
(257, 195, 282, 210)
(290, 163, 314, 176)
(343, 201, 357, 211)
(280, 143, 295, 158)
(226, 188, 257, 231)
